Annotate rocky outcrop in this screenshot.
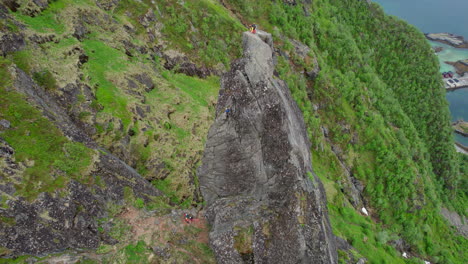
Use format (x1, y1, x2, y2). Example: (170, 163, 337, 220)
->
(0, 4, 25, 56)
(445, 59, 468, 76)
(441, 208, 468, 238)
(95, 0, 120, 11)
(426, 33, 468, 48)
(198, 31, 337, 263)
(452, 120, 468, 137)
(161, 49, 213, 78)
(0, 67, 162, 256)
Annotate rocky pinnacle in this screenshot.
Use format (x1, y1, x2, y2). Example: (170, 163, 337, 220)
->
(198, 31, 338, 263)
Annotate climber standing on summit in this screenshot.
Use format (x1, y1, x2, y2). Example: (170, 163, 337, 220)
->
(249, 24, 257, 34)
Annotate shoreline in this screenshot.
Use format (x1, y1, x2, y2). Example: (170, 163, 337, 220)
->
(452, 121, 468, 137)
(426, 33, 468, 49)
(455, 142, 468, 155)
(444, 60, 468, 76)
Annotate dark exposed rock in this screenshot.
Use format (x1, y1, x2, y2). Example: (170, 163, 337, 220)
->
(73, 22, 89, 41)
(0, 138, 24, 178)
(163, 52, 212, 78)
(2, 0, 20, 12)
(199, 31, 337, 263)
(0, 182, 15, 195)
(95, 0, 120, 11)
(0, 3, 8, 16)
(0, 190, 100, 255)
(139, 9, 157, 28)
(0, 148, 162, 255)
(13, 0, 48, 17)
(78, 53, 89, 66)
(135, 105, 146, 119)
(13, 68, 95, 146)
(121, 40, 147, 58)
(0, 33, 25, 56)
(29, 34, 56, 45)
(0, 139, 15, 158)
(127, 78, 138, 90)
(32, 0, 48, 10)
(134, 73, 155, 92)
(53, 82, 96, 135)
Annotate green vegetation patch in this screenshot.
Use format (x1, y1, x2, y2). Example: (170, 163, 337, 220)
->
(32, 69, 57, 90)
(122, 240, 152, 264)
(330, 206, 406, 264)
(82, 38, 132, 128)
(233, 225, 254, 255)
(13, 0, 67, 34)
(0, 58, 95, 201)
(164, 71, 220, 108)
(154, 0, 244, 66)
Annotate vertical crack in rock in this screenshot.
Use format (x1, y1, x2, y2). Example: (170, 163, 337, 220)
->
(198, 31, 338, 263)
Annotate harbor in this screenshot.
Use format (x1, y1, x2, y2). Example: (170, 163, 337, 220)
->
(444, 75, 468, 90)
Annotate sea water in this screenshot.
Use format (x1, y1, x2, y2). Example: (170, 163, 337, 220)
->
(373, 0, 468, 146)
(373, 0, 468, 38)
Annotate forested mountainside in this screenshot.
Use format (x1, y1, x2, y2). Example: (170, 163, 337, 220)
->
(0, 0, 466, 263)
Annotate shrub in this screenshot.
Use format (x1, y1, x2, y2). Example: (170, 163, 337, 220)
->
(33, 69, 57, 90)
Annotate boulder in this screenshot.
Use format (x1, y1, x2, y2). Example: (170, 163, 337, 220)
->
(0, 119, 11, 130)
(199, 31, 337, 263)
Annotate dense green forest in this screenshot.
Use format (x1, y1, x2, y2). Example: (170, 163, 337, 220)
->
(0, 0, 466, 263)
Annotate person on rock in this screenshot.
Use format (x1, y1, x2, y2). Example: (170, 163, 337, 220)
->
(184, 213, 194, 224)
(249, 24, 257, 34)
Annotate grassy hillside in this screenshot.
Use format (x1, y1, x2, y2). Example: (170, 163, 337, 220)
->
(0, 0, 466, 263)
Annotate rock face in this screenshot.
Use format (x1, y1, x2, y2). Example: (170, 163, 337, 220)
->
(0, 67, 162, 256)
(198, 31, 337, 263)
(441, 208, 468, 238)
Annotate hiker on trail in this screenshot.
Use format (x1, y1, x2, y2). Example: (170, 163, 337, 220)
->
(249, 24, 257, 34)
(184, 213, 194, 224)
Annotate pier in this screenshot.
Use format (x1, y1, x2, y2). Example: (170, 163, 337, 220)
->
(444, 76, 468, 90)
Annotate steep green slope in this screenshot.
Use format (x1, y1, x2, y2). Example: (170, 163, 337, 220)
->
(201, 0, 466, 263)
(259, 0, 466, 263)
(4, 0, 225, 204)
(0, 0, 466, 263)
